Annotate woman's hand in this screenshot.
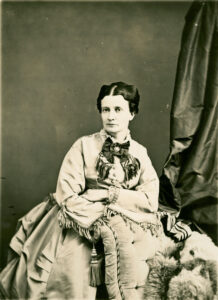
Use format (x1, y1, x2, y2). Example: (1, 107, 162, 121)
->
(82, 189, 108, 202)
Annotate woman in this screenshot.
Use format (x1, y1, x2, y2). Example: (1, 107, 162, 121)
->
(0, 82, 161, 300)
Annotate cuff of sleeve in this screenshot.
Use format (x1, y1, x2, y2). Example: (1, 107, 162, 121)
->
(107, 185, 120, 204)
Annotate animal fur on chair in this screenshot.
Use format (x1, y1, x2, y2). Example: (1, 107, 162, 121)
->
(179, 231, 218, 264)
(144, 231, 218, 300)
(167, 266, 214, 300)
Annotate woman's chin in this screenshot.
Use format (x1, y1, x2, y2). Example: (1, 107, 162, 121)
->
(104, 127, 119, 134)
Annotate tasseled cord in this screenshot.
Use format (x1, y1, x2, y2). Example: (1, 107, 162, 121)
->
(90, 243, 104, 287)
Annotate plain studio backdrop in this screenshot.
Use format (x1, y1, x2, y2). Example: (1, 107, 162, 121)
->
(1, 1, 191, 268)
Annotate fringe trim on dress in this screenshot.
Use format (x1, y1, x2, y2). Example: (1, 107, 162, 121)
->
(58, 209, 105, 242)
(58, 205, 162, 240)
(105, 207, 163, 237)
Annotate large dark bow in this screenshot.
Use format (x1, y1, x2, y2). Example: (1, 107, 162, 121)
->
(96, 137, 140, 182)
(101, 137, 130, 163)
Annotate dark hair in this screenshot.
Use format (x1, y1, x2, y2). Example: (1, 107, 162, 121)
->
(97, 81, 140, 114)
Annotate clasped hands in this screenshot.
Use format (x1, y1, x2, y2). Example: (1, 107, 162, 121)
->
(83, 157, 124, 202)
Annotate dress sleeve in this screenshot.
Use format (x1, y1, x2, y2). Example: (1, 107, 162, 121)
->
(55, 137, 106, 233)
(114, 148, 159, 213)
(55, 138, 86, 204)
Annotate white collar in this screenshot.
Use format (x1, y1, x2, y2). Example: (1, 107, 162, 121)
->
(99, 129, 131, 144)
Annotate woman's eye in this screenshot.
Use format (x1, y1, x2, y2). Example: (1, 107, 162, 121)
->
(102, 108, 109, 112)
(115, 107, 121, 112)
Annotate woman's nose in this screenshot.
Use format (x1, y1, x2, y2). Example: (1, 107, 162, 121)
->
(108, 110, 115, 120)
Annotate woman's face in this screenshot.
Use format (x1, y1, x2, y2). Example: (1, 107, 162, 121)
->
(100, 95, 134, 138)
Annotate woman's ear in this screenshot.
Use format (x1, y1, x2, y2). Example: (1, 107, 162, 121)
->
(130, 112, 135, 121)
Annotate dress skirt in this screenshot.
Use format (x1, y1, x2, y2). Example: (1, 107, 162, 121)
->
(0, 196, 160, 300)
(0, 197, 96, 300)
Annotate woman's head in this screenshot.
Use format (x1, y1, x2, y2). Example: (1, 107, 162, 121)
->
(97, 82, 140, 140)
(97, 82, 140, 114)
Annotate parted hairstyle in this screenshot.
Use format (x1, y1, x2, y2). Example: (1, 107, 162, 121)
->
(97, 81, 140, 114)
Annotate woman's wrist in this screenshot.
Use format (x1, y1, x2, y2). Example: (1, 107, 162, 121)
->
(107, 185, 120, 204)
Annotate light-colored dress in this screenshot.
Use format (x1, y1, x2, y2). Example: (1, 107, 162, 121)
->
(0, 129, 161, 300)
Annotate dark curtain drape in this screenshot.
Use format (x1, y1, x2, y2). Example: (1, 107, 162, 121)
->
(159, 0, 218, 244)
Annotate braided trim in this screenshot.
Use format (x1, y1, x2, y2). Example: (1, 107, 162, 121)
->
(105, 223, 125, 300)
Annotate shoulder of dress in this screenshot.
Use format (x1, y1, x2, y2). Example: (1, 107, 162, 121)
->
(79, 132, 102, 143)
(70, 132, 102, 148)
(84, 131, 101, 139)
(130, 139, 148, 155)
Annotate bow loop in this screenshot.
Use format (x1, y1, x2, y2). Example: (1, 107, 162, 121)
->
(102, 138, 130, 162)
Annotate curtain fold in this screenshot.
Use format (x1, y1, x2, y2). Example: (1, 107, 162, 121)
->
(159, 0, 218, 244)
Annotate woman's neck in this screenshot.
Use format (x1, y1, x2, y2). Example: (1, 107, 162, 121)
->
(105, 130, 129, 143)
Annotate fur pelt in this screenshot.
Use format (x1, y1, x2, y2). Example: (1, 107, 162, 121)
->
(182, 258, 218, 296)
(167, 267, 214, 300)
(179, 231, 218, 264)
(144, 254, 180, 300)
(144, 231, 218, 300)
